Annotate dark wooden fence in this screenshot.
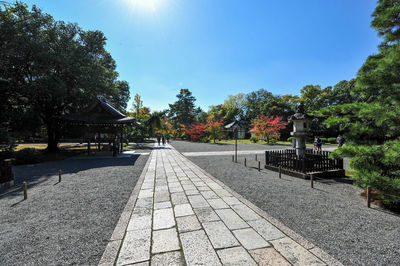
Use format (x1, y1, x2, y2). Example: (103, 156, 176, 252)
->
(265, 149, 343, 174)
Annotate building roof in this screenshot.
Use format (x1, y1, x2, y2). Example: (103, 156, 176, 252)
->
(224, 120, 246, 129)
(57, 96, 136, 125)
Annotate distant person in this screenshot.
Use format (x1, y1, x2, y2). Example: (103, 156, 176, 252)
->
(166, 135, 170, 144)
(314, 136, 322, 152)
(162, 136, 166, 145)
(157, 136, 161, 146)
(113, 137, 119, 157)
(337, 134, 345, 147)
(313, 136, 318, 150)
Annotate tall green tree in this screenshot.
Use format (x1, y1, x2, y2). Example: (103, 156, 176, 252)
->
(318, 0, 400, 209)
(168, 89, 198, 127)
(0, 2, 130, 151)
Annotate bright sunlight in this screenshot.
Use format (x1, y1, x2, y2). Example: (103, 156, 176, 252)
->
(121, 0, 164, 12)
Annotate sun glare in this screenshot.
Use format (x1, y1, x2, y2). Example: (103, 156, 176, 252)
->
(121, 0, 163, 12)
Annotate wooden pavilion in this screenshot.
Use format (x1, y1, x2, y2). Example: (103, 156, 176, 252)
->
(225, 120, 247, 139)
(58, 96, 137, 155)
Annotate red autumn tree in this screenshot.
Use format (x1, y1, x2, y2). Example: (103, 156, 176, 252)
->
(185, 123, 207, 142)
(250, 115, 288, 144)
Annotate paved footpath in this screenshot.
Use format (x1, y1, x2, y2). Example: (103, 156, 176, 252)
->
(99, 145, 342, 266)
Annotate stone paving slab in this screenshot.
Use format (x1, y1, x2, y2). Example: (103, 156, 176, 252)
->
(151, 228, 180, 254)
(180, 230, 222, 266)
(202, 220, 239, 249)
(104, 144, 342, 265)
(217, 246, 258, 265)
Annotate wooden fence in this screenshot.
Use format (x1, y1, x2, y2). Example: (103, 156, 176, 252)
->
(265, 149, 343, 174)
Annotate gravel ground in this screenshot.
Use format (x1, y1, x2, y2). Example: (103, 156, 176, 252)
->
(0, 144, 153, 265)
(171, 141, 400, 266)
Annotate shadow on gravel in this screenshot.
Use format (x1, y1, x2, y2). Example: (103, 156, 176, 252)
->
(0, 154, 141, 200)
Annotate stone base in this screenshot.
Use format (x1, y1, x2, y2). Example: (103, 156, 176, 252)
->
(264, 165, 345, 180)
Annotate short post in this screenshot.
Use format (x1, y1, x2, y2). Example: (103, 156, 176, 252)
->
(59, 169, 62, 182)
(366, 186, 371, 208)
(310, 175, 314, 188)
(232, 155, 234, 162)
(258, 161, 261, 171)
(279, 166, 282, 179)
(244, 158, 247, 167)
(255, 154, 258, 161)
(23, 181, 27, 200)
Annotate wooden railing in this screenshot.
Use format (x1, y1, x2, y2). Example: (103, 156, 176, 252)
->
(265, 149, 343, 173)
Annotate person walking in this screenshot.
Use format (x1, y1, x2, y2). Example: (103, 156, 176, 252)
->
(162, 136, 166, 145)
(315, 136, 322, 152)
(337, 134, 345, 147)
(166, 135, 170, 144)
(314, 136, 322, 151)
(157, 136, 161, 146)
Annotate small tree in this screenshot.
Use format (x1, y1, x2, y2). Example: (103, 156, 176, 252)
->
(206, 119, 224, 143)
(250, 115, 287, 144)
(185, 123, 207, 142)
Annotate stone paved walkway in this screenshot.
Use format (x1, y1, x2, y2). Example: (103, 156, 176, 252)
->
(99, 144, 342, 265)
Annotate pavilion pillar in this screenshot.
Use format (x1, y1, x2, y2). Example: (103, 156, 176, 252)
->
(120, 131, 123, 153)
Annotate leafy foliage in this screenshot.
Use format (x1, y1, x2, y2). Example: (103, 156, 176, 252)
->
(185, 123, 207, 142)
(250, 115, 287, 144)
(206, 119, 224, 143)
(168, 89, 202, 128)
(0, 2, 130, 150)
(319, 0, 400, 209)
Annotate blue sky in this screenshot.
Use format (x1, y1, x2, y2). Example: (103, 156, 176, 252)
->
(22, 0, 381, 112)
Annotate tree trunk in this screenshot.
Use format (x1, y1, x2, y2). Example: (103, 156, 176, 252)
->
(46, 122, 59, 152)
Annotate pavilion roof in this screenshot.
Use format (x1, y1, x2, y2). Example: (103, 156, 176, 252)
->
(224, 120, 247, 129)
(58, 96, 136, 125)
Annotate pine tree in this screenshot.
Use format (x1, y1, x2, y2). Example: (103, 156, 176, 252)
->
(318, 0, 400, 209)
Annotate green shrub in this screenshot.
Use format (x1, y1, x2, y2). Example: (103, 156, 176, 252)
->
(14, 148, 43, 164)
(331, 140, 400, 211)
(249, 136, 258, 143)
(287, 137, 294, 142)
(201, 137, 210, 143)
(0, 128, 16, 153)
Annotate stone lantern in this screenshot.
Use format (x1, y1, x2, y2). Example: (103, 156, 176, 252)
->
(289, 104, 311, 158)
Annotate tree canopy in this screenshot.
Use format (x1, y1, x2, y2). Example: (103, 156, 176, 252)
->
(317, 0, 400, 209)
(0, 2, 130, 150)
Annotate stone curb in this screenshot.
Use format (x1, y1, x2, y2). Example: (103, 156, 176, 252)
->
(98, 150, 153, 266)
(172, 147, 344, 266)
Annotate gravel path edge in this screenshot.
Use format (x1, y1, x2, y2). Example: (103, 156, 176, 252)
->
(98, 150, 153, 266)
(172, 147, 343, 266)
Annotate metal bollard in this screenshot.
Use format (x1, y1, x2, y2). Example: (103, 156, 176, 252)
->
(255, 154, 258, 161)
(367, 186, 371, 208)
(258, 161, 261, 171)
(244, 158, 247, 167)
(23, 182, 27, 200)
(59, 169, 62, 182)
(310, 175, 314, 188)
(279, 166, 282, 179)
(232, 155, 234, 162)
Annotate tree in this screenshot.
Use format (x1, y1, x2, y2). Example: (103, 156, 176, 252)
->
(0, 2, 130, 151)
(206, 119, 224, 143)
(185, 123, 207, 142)
(250, 115, 287, 144)
(318, 0, 400, 209)
(132, 93, 143, 118)
(168, 89, 199, 129)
